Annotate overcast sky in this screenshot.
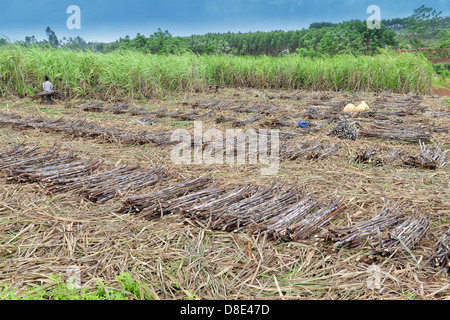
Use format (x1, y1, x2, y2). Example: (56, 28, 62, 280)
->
(0, 0, 448, 42)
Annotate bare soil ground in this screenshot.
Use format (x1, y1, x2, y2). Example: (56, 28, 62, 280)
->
(0, 88, 449, 300)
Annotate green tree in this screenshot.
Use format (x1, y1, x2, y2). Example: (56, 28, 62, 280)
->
(403, 5, 446, 48)
(24, 36, 37, 46)
(318, 28, 363, 55)
(45, 26, 59, 47)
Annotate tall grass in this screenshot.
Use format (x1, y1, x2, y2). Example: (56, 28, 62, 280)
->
(0, 46, 435, 98)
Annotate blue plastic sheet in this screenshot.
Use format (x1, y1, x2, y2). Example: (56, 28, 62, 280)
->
(298, 121, 310, 128)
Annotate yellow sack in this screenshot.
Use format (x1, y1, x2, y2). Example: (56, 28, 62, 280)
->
(356, 101, 370, 112)
(343, 103, 356, 112)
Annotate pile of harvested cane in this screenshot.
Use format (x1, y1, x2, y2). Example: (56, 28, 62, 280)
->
(187, 100, 234, 110)
(120, 177, 346, 243)
(428, 228, 450, 274)
(0, 144, 166, 204)
(353, 143, 447, 170)
(353, 144, 405, 166)
(282, 140, 340, 161)
(258, 197, 345, 242)
(327, 120, 359, 140)
(0, 144, 55, 171)
(216, 115, 235, 124)
(135, 118, 158, 126)
(403, 141, 448, 169)
(184, 182, 345, 241)
(73, 102, 105, 112)
(232, 114, 263, 127)
(263, 117, 296, 129)
(321, 202, 430, 258)
(46, 164, 164, 204)
(228, 103, 279, 115)
(372, 210, 429, 257)
(31, 90, 64, 100)
(0, 112, 174, 146)
(73, 102, 150, 116)
(358, 107, 425, 119)
(188, 182, 301, 232)
(169, 111, 214, 121)
(181, 184, 259, 226)
(256, 196, 320, 241)
(119, 177, 214, 219)
(354, 144, 384, 166)
(73, 102, 217, 120)
(322, 201, 407, 248)
(359, 124, 432, 143)
(7, 152, 102, 184)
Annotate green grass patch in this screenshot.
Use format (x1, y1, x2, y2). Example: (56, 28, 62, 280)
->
(432, 76, 450, 91)
(170, 120, 191, 127)
(38, 107, 67, 115)
(0, 273, 156, 300)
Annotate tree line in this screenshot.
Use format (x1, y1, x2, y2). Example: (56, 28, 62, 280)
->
(2, 5, 448, 56)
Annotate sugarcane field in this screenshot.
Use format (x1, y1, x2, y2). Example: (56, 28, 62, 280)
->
(0, 85, 448, 300)
(0, 2, 449, 302)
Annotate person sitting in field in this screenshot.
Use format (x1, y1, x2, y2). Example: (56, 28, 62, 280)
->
(42, 75, 53, 103)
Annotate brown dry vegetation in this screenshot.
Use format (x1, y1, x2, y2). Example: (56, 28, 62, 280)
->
(0, 87, 449, 300)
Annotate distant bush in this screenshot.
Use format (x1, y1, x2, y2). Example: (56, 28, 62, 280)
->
(433, 63, 450, 78)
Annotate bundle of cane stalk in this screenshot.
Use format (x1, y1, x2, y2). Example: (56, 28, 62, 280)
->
(135, 118, 158, 126)
(107, 103, 130, 114)
(382, 148, 405, 165)
(119, 177, 213, 218)
(0, 147, 65, 175)
(46, 164, 164, 204)
(251, 197, 345, 242)
(403, 141, 447, 169)
(183, 184, 260, 227)
(322, 202, 407, 248)
(30, 90, 63, 100)
(216, 115, 235, 124)
(7, 151, 102, 183)
(169, 110, 214, 121)
(228, 104, 278, 115)
(254, 195, 321, 241)
(373, 210, 429, 256)
(112, 105, 156, 116)
(146, 108, 169, 118)
(0, 112, 173, 146)
(359, 124, 432, 143)
(161, 185, 228, 217)
(73, 102, 154, 116)
(282, 140, 340, 161)
(353, 145, 439, 168)
(119, 176, 345, 241)
(214, 131, 280, 160)
(73, 102, 105, 112)
(284, 198, 345, 242)
(203, 184, 302, 232)
(354, 144, 384, 166)
(0, 143, 164, 203)
(428, 228, 450, 273)
(0, 144, 47, 170)
(232, 114, 263, 127)
(0, 143, 38, 159)
(327, 120, 359, 140)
